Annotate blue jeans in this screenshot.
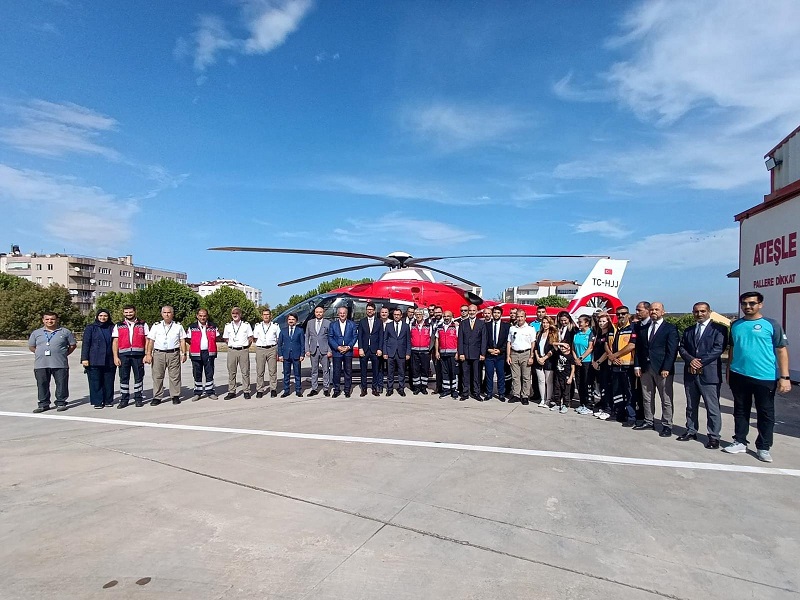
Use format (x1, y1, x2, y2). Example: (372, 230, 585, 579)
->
(484, 354, 506, 396)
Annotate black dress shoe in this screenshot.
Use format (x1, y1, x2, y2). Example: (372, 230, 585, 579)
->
(117, 401, 129, 409)
(332, 390, 341, 398)
(705, 439, 720, 449)
(150, 399, 161, 406)
(134, 400, 144, 407)
(345, 392, 351, 398)
(420, 388, 428, 395)
(360, 389, 368, 397)
(56, 405, 68, 412)
(271, 391, 278, 398)
(521, 398, 529, 406)
(243, 393, 251, 399)
(397, 389, 405, 397)
(33, 405, 51, 413)
(372, 389, 379, 396)
(460, 395, 468, 401)
(281, 391, 290, 398)
(323, 390, 330, 397)
(94, 405, 104, 409)
(622, 421, 635, 428)
(224, 393, 236, 400)
(412, 389, 420, 395)
(659, 428, 672, 438)
(297, 391, 304, 397)
(439, 393, 448, 398)
(256, 391, 264, 398)
(172, 397, 181, 405)
(386, 390, 393, 397)
(676, 432, 698, 441)
(632, 422, 652, 430)
(308, 389, 319, 396)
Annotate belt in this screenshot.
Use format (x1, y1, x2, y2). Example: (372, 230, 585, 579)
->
(257, 344, 277, 348)
(228, 346, 249, 350)
(512, 348, 530, 353)
(155, 348, 179, 353)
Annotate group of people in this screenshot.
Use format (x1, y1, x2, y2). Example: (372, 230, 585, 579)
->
(28, 291, 791, 463)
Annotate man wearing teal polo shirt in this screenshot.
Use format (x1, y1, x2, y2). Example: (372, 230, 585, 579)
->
(724, 291, 791, 462)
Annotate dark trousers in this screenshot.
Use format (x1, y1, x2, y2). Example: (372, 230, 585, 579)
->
(387, 354, 406, 391)
(331, 354, 353, 393)
(576, 362, 593, 407)
(191, 351, 216, 395)
(729, 371, 776, 450)
(34, 368, 69, 407)
(632, 369, 645, 421)
(597, 364, 612, 412)
(433, 355, 443, 392)
(684, 377, 722, 439)
(461, 358, 481, 398)
(377, 356, 387, 390)
(440, 353, 457, 395)
(360, 352, 380, 390)
(86, 366, 116, 407)
(411, 350, 431, 389)
(611, 367, 636, 422)
(118, 352, 145, 401)
(484, 354, 506, 396)
(282, 358, 302, 392)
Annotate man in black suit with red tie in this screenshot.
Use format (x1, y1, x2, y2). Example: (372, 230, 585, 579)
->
(677, 302, 728, 448)
(457, 304, 488, 401)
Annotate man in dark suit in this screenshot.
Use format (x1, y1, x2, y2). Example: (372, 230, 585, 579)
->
(278, 313, 305, 397)
(383, 307, 411, 396)
(328, 306, 358, 398)
(631, 301, 651, 425)
(458, 304, 488, 401)
(634, 302, 679, 437)
(358, 302, 383, 397)
(484, 306, 510, 401)
(677, 302, 728, 448)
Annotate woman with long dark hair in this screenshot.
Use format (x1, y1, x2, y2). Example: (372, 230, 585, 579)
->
(590, 312, 615, 420)
(81, 309, 116, 409)
(534, 316, 559, 408)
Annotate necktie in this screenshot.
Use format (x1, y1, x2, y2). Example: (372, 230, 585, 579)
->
(316, 320, 320, 334)
(396, 323, 400, 336)
(695, 323, 703, 344)
(470, 319, 474, 330)
(649, 323, 657, 341)
(494, 322, 498, 345)
(289, 327, 294, 338)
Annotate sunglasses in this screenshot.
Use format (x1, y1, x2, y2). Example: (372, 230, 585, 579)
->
(740, 301, 760, 307)
(616, 312, 629, 316)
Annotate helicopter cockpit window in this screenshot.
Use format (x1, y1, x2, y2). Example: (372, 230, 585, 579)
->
(351, 300, 369, 322)
(323, 297, 350, 321)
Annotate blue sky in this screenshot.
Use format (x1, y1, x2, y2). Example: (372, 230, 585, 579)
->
(2, 0, 800, 312)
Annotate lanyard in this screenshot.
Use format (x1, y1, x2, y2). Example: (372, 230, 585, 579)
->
(232, 321, 242, 338)
(162, 322, 173, 338)
(43, 329, 60, 345)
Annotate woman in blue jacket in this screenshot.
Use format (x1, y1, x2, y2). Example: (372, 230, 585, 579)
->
(81, 308, 116, 408)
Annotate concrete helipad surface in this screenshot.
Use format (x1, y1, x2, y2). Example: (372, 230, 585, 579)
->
(1, 347, 799, 599)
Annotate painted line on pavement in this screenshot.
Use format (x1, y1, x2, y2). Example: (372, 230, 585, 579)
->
(1, 411, 798, 477)
(0, 351, 30, 356)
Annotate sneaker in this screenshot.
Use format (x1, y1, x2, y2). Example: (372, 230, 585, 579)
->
(596, 411, 610, 420)
(549, 404, 559, 411)
(722, 441, 747, 454)
(191, 394, 201, 402)
(538, 400, 548, 408)
(208, 393, 218, 400)
(756, 449, 773, 463)
(559, 405, 568, 414)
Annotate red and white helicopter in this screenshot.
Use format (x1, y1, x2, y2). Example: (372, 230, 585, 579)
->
(210, 247, 628, 328)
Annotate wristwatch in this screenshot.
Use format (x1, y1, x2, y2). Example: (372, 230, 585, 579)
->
(780, 376, 790, 380)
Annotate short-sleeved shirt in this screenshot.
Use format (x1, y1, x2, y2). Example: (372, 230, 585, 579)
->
(509, 324, 536, 351)
(531, 320, 542, 334)
(253, 321, 281, 346)
(593, 331, 610, 361)
(223, 321, 254, 347)
(730, 317, 788, 381)
(147, 321, 186, 350)
(111, 320, 150, 338)
(572, 329, 595, 363)
(28, 327, 76, 369)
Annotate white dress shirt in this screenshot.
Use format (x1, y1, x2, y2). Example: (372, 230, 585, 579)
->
(111, 320, 150, 339)
(253, 321, 281, 346)
(509, 324, 536, 351)
(147, 321, 186, 350)
(223, 320, 254, 347)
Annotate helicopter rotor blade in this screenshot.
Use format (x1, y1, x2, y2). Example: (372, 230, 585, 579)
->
(277, 262, 387, 287)
(406, 254, 610, 265)
(414, 264, 480, 288)
(210, 247, 398, 266)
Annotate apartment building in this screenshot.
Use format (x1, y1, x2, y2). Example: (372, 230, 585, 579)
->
(0, 246, 187, 314)
(192, 278, 262, 307)
(502, 279, 579, 305)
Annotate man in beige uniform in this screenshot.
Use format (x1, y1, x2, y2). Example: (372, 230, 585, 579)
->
(144, 306, 187, 405)
(253, 308, 281, 398)
(223, 307, 254, 399)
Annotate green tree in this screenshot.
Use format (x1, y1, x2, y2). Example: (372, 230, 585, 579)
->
(95, 291, 136, 323)
(135, 279, 201, 325)
(272, 277, 373, 316)
(537, 294, 569, 308)
(665, 313, 700, 338)
(0, 282, 84, 338)
(201, 286, 258, 326)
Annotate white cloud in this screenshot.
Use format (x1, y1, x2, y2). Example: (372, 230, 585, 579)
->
(574, 220, 631, 239)
(405, 102, 531, 150)
(322, 175, 449, 203)
(182, 0, 314, 72)
(612, 226, 738, 270)
(0, 100, 119, 159)
(331, 212, 483, 247)
(554, 0, 800, 192)
(552, 72, 613, 103)
(0, 164, 136, 247)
